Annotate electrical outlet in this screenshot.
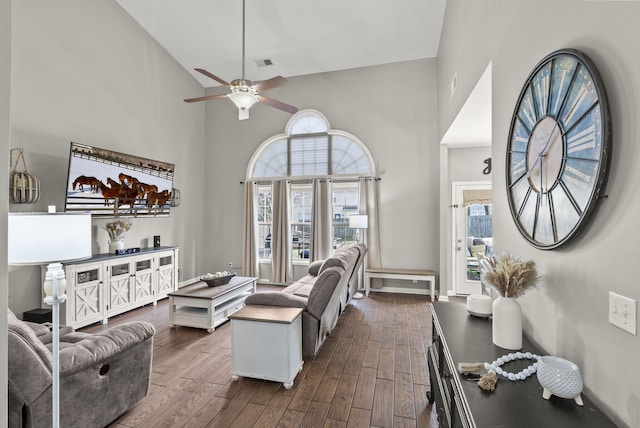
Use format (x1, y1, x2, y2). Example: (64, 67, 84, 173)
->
(609, 292, 637, 335)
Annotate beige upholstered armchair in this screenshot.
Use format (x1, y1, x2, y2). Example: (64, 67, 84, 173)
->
(7, 309, 155, 428)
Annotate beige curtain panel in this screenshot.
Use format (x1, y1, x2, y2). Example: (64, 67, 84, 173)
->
(271, 180, 292, 283)
(310, 178, 333, 262)
(242, 181, 259, 277)
(360, 177, 382, 289)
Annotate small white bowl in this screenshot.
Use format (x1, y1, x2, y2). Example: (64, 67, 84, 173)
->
(536, 356, 584, 406)
(466, 294, 492, 318)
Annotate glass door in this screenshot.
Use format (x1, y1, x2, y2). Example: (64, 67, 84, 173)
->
(453, 182, 492, 295)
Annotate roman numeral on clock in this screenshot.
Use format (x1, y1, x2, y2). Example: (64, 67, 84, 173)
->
(563, 165, 591, 189)
(567, 124, 596, 154)
(511, 158, 526, 177)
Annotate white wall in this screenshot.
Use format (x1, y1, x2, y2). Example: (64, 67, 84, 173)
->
(439, 145, 492, 292)
(202, 60, 441, 278)
(447, 146, 491, 182)
(1, 0, 11, 422)
(438, 1, 640, 426)
(8, 0, 207, 315)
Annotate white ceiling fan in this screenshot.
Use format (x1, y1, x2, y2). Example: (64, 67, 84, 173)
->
(184, 0, 298, 120)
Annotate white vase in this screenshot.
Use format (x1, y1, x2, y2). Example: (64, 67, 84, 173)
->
(109, 238, 125, 254)
(492, 296, 522, 350)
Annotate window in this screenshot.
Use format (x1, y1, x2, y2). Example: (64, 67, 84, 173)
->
(248, 110, 373, 180)
(247, 110, 376, 272)
(290, 136, 329, 176)
(257, 184, 273, 259)
(291, 184, 312, 260)
(332, 182, 360, 249)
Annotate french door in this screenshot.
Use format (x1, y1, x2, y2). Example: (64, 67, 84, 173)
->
(451, 181, 492, 295)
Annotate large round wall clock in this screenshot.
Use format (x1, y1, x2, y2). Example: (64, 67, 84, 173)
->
(506, 48, 611, 250)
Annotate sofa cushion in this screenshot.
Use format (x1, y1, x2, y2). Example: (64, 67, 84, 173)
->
(319, 246, 358, 274)
(7, 309, 53, 408)
(308, 260, 324, 276)
(307, 266, 343, 320)
(284, 274, 317, 298)
(470, 244, 486, 258)
(58, 321, 155, 375)
(8, 309, 52, 368)
(244, 291, 308, 308)
(25, 320, 75, 345)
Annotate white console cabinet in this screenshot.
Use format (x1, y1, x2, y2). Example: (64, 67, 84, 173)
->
(42, 247, 179, 329)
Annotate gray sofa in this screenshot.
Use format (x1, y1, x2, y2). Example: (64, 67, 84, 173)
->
(8, 309, 155, 428)
(245, 243, 367, 358)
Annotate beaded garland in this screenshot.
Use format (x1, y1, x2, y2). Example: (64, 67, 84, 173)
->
(485, 352, 541, 381)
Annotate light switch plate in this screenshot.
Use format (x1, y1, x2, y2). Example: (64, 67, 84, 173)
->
(609, 291, 637, 335)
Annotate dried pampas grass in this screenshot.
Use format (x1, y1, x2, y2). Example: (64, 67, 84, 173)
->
(480, 253, 540, 298)
(106, 220, 132, 240)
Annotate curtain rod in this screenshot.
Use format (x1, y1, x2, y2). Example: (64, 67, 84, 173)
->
(239, 176, 381, 184)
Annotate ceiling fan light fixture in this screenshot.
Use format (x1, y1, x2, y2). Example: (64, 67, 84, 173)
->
(228, 90, 258, 120)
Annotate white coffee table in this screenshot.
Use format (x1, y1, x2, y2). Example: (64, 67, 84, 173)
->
(168, 276, 257, 333)
(229, 305, 303, 389)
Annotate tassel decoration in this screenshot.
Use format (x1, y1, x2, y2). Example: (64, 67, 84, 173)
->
(458, 362, 485, 374)
(457, 352, 542, 393)
(478, 371, 498, 391)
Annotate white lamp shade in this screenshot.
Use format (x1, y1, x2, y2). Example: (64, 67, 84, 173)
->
(8, 213, 92, 265)
(228, 91, 258, 110)
(349, 214, 368, 229)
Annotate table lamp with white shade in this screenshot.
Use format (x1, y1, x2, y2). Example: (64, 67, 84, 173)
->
(349, 214, 368, 299)
(8, 211, 92, 428)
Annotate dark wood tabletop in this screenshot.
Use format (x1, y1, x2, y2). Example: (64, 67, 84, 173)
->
(431, 301, 617, 428)
(169, 276, 256, 300)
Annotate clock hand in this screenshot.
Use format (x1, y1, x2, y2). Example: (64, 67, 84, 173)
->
(540, 154, 545, 206)
(525, 125, 559, 179)
(540, 155, 543, 192)
(525, 153, 542, 179)
(540, 124, 560, 156)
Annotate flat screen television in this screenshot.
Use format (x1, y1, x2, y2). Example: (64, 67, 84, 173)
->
(64, 142, 175, 217)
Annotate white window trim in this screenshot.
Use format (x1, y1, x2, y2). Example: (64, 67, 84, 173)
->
(246, 109, 376, 181)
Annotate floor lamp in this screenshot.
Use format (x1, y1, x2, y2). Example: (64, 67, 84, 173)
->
(349, 214, 368, 299)
(8, 212, 92, 428)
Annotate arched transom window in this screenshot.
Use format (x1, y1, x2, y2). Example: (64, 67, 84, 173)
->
(247, 109, 375, 179)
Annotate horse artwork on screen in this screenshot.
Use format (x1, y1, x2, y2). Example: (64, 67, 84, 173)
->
(64, 142, 175, 217)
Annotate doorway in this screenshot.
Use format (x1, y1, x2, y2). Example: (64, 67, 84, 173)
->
(452, 181, 492, 295)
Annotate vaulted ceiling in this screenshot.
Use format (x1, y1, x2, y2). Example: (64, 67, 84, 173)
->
(116, 0, 447, 88)
(116, 1, 491, 146)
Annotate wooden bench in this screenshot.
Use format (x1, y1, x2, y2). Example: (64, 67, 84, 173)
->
(365, 268, 437, 299)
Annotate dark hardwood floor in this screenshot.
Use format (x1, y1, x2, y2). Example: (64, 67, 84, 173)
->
(82, 285, 438, 428)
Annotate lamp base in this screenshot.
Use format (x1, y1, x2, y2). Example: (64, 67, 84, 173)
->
(44, 262, 66, 428)
(44, 295, 66, 305)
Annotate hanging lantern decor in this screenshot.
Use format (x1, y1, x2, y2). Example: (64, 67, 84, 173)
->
(9, 148, 41, 204)
(171, 187, 181, 207)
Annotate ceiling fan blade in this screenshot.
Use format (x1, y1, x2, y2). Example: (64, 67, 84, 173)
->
(257, 95, 298, 114)
(252, 76, 288, 93)
(194, 68, 231, 87)
(184, 93, 229, 103)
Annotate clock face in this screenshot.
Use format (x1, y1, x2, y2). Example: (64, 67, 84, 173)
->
(506, 49, 611, 249)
